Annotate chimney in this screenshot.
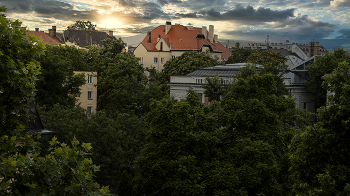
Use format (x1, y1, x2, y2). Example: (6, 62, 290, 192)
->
(202, 26, 207, 39)
(35, 28, 39, 31)
(147, 31, 152, 43)
(109, 31, 113, 37)
(49, 26, 56, 37)
(214, 34, 218, 43)
(165, 21, 171, 35)
(235, 42, 240, 49)
(209, 25, 214, 42)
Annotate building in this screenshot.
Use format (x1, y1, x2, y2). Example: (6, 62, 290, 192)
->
(169, 64, 315, 115)
(134, 22, 231, 73)
(238, 40, 327, 59)
(27, 26, 62, 45)
(58, 29, 116, 48)
(75, 71, 98, 114)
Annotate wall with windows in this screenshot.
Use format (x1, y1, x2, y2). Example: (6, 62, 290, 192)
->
(74, 71, 97, 114)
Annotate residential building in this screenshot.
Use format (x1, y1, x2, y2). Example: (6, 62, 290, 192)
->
(237, 40, 327, 59)
(58, 29, 116, 48)
(27, 26, 62, 45)
(75, 71, 98, 114)
(169, 64, 315, 116)
(134, 22, 232, 73)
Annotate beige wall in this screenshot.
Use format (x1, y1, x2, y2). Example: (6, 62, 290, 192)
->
(74, 71, 97, 114)
(134, 44, 221, 74)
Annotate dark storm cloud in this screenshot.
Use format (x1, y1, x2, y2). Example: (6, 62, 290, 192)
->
(275, 15, 336, 30)
(174, 12, 198, 19)
(337, 29, 350, 39)
(0, 0, 98, 21)
(196, 5, 295, 23)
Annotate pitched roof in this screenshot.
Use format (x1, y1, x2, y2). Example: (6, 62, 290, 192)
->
(27, 31, 62, 45)
(63, 29, 115, 47)
(141, 24, 231, 62)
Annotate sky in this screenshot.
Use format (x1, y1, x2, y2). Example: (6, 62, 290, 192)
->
(1, 0, 349, 51)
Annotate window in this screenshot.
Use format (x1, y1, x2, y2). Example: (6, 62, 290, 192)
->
(160, 42, 163, 51)
(172, 55, 175, 59)
(88, 75, 93, 84)
(87, 106, 92, 115)
(303, 102, 307, 110)
(154, 57, 158, 64)
(161, 57, 164, 64)
(88, 91, 93, 100)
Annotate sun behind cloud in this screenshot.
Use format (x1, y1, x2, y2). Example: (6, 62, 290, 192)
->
(98, 17, 124, 29)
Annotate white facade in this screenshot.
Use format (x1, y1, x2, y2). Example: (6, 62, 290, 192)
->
(168, 65, 315, 115)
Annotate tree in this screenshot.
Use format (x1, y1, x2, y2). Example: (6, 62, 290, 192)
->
(67, 20, 96, 30)
(160, 51, 218, 84)
(202, 74, 228, 102)
(226, 47, 253, 64)
(136, 74, 300, 195)
(35, 45, 87, 108)
(306, 48, 350, 109)
(290, 61, 350, 195)
(246, 49, 289, 96)
(100, 38, 127, 57)
(38, 104, 146, 189)
(0, 7, 109, 195)
(95, 53, 146, 114)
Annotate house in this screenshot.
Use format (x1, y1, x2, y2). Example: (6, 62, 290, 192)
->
(168, 64, 315, 115)
(27, 26, 62, 45)
(75, 71, 98, 114)
(134, 22, 232, 73)
(58, 29, 116, 48)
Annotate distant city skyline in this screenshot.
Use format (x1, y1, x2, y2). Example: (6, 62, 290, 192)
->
(1, 0, 349, 51)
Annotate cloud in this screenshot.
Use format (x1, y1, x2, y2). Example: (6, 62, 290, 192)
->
(330, 0, 350, 8)
(197, 5, 295, 23)
(336, 29, 350, 39)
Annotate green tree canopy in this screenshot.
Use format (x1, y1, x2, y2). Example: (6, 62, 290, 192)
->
(67, 20, 96, 30)
(0, 7, 109, 195)
(202, 74, 228, 102)
(226, 47, 253, 64)
(35, 45, 87, 108)
(290, 61, 350, 195)
(38, 104, 146, 190)
(159, 51, 218, 83)
(306, 48, 350, 108)
(136, 73, 302, 195)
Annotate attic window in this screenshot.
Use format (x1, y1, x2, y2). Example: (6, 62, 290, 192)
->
(196, 34, 205, 39)
(179, 39, 182, 42)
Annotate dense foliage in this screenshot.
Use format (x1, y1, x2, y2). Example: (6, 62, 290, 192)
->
(226, 47, 253, 64)
(136, 74, 301, 195)
(35, 45, 87, 108)
(290, 61, 350, 195)
(0, 6, 109, 195)
(306, 48, 350, 108)
(67, 20, 96, 30)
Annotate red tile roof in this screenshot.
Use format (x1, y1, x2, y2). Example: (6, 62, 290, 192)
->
(140, 24, 231, 62)
(27, 31, 62, 45)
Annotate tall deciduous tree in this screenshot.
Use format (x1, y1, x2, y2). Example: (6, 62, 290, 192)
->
(290, 61, 350, 195)
(38, 104, 146, 191)
(160, 51, 218, 83)
(136, 74, 300, 195)
(202, 74, 228, 102)
(306, 48, 350, 108)
(226, 47, 253, 64)
(0, 7, 109, 195)
(67, 20, 96, 30)
(35, 45, 87, 108)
